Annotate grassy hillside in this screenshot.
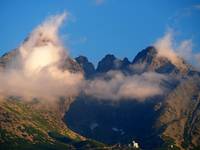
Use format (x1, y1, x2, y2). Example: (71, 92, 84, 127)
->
(0, 97, 109, 150)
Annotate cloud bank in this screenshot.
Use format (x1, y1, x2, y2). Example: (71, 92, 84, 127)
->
(84, 71, 167, 101)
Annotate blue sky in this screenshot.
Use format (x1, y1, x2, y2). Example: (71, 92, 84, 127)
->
(0, 0, 200, 65)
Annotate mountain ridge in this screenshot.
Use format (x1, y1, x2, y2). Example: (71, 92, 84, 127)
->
(0, 45, 200, 150)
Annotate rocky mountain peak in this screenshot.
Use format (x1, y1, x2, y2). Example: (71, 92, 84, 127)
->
(75, 56, 95, 78)
(132, 46, 157, 64)
(96, 54, 117, 73)
(131, 46, 193, 76)
(122, 57, 130, 64)
(75, 56, 89, 63)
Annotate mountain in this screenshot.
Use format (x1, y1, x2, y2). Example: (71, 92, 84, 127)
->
(0, 50, 112, 150)
(1, 46, 200, 150)
(66, 46, 200, 150)
(78, 46, 196, 77)
(131, 46, 191, 75)
(0, 48, 139, 150)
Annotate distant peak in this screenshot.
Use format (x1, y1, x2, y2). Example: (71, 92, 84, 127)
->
(96, 54, 117, 73)
(75, 56, 89, 63)
(132, 46, 157, 64)
(123, 57, 130, 63)
(75, 56, 95, 78)
(104, 54, 116, 60)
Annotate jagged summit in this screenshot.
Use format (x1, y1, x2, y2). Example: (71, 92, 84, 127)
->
(132, 46, 157, 64)
(122, 57, 131, 65)
(96, 54, 117, 73)
(75, 56, 95, 78)
(130, 46, 194, 76)
(76, 46, 196, 77)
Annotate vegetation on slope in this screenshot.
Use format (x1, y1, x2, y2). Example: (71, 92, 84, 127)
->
(0, 97, 109, 150)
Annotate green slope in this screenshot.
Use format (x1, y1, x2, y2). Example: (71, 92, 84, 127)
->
(0, 97, 110, 150)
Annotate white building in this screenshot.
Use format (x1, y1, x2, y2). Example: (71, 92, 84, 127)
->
(132, 140, 139, 149)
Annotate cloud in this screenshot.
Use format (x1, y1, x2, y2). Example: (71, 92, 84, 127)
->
(154, 30, 200, 70)
(154, 31, 182, 67)
(0, 12, 83, 102)
(176, 40, 200, 69)
(84, 71, 167, 101)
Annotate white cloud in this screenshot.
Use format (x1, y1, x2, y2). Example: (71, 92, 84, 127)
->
(154, 31, 182, 67)
(84, 71, 167, 101)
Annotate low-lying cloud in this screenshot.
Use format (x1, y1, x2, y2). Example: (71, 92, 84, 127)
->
(84, 71, 167, 101)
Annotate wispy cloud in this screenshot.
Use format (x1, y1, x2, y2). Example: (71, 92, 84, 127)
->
(154, 30, 200, 70)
